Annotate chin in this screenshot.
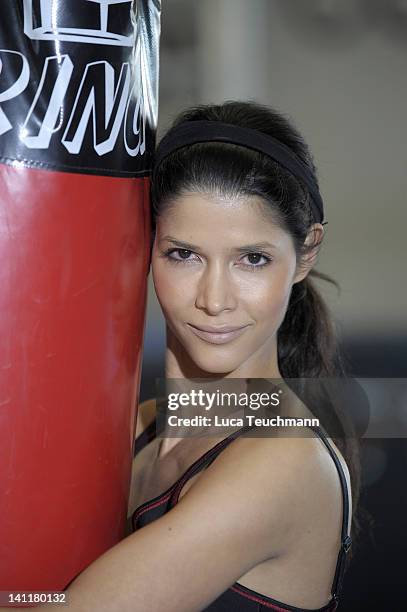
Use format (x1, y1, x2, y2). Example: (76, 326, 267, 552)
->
(185, 346, 245, 376)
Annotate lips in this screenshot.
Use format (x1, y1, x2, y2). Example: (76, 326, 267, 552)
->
(186, 323, 250, 345)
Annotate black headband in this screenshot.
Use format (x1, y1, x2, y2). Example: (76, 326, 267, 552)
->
(154, 120, 324, 223)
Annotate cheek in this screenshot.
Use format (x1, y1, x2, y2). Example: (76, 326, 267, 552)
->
(243, 268, 293, 327)
(152, 260, 175, 311)
(152, 259, 194, 315)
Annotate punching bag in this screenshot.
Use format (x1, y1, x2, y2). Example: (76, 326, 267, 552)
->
(0, 0, 160, 593)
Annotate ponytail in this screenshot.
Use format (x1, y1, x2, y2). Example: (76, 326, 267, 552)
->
(278, 270, 342, 379)
(278, 269, 362, 559)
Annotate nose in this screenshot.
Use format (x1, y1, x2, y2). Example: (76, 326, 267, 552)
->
(195, 262, 237, 315)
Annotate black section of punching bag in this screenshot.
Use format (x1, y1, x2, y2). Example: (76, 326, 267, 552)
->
(0, 0, 160, 176)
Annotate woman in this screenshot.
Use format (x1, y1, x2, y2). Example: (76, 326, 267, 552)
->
(13, 102, 360, 611)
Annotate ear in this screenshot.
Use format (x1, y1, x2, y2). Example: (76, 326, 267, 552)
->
(292, 223, 324, 284)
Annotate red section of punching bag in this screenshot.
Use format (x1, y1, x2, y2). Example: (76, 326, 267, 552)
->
(0, 0, 160, 594)
(0, 165, 151, 589)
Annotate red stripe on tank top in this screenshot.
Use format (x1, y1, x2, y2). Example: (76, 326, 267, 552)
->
(230, 585, 338, 611)
(132, 492, 173, 527)
(230, 585, 292, 611)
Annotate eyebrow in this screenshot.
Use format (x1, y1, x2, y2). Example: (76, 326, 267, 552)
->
(159, 236, 199, 250)
(234, 242, 277, 253)
(159, 236, 278, 252)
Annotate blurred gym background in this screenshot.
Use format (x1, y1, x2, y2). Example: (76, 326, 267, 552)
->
(139, 1, 407, 609)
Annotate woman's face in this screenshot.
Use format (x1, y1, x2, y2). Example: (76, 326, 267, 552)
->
(151, 191, 308, 376)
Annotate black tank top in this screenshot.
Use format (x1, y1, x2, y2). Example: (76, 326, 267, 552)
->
(131, 418, 352, 612)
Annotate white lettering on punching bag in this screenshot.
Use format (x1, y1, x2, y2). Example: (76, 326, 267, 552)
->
(0, 0, 146, 159)
(0, 50, 30, 137)
(20, 55, 74, 149)
(23, 0, 135, 47)
(62, 61, 131, 156)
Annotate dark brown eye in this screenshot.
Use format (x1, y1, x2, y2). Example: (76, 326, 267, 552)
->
(177, 249, 192, 259)
(247, 253, 262, 265)
(239, 252, 272, 269)
(165, 248, 199, 264)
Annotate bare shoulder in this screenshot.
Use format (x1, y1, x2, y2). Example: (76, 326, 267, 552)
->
(200, 425, 341, 494)
(175, 425, 343, 558)
(134, 398, 157, 439)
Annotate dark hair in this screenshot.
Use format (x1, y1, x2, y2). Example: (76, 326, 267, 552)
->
(151, 101, 362, 556)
